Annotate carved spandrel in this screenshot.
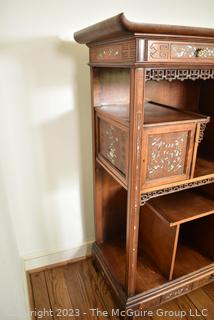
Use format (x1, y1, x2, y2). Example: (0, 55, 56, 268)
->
(198, 122, 209, 144)
(147, 132, 188, 181)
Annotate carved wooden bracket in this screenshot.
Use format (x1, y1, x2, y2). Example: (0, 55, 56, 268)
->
(198, 121, 209, 144)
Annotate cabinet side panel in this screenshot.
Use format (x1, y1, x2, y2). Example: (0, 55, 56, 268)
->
(139, 204, 177, 279)
(102, 170, 127, 242)
(98, 118, 128, 176)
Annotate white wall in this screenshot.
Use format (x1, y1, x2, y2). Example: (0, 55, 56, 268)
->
(0, 169, 28, 320)
(0, 0, 214, 266)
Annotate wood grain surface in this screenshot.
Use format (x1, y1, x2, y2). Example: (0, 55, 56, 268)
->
(28, 258, 214, 319)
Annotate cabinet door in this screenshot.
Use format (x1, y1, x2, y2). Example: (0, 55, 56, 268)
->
(141, 123, 196, 189)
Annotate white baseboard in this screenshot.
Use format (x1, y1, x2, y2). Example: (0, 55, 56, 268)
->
(23, 240, 94, 271)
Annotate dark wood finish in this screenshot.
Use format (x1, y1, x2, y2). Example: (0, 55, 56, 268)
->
(125, 68, 144, 295)
(28, 258, 214, 320)
(148, 189, 214, 226)
(95, 102, 210, 189)
(74, 13, 214, 44)
(75, 15, 214, 317)
(139, 203, 179, 280)
(93, 243, 214, 312)
(93, 68, 130, 106)
(139, 189, 214, 281)
(145, 80, 202, 112)
(147, 41, 214, 63)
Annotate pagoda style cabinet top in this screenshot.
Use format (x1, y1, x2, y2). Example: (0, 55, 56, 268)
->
(74, 13, 214, 43)
(75, 14, 214, 318)
(75, 13, 214, 67)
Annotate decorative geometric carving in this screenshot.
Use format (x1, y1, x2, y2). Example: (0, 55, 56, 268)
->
(198, 122, 209, 143)
(141, 177, 214, 205)
(149, 43, 169, 59)
(147, 132, 188, 180)
(145, 69, 214, 82)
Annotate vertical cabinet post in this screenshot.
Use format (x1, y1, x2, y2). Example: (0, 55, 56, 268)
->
(126, 68, 145, 295)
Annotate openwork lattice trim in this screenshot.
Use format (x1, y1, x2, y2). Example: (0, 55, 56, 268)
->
(145, 69, 214, 81)
(141, 177, 214, 205)
(199, 122, 209, 143)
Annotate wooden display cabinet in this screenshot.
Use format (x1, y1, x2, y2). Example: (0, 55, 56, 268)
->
(75, 13, 214, 317)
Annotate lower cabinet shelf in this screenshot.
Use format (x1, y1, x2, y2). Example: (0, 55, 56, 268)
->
(92, 185, 214, 310)
(140, 188, 214, 281)
(96, 240, 167, 294)
(93, 240, 214, 310)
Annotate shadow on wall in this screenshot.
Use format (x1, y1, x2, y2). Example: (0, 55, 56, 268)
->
(0, 37, 94, 255)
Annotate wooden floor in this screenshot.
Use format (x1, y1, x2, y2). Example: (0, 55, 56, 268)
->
(28, 258, 214, 319)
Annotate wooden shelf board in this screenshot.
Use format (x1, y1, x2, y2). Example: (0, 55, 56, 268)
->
(173, 243, 212, 279)
(195, 157, 214, 177)
(95, 102, 208, 128)
(144, 102, 208, 126)
(149, 189, 214, 227)
(95, 104, 129, 127)
(97, 240, 167, 294)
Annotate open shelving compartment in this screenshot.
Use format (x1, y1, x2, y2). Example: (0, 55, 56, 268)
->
(144, 76, 214, 190)
(94, 68, 214, 192)
(139, 185, 214, 283)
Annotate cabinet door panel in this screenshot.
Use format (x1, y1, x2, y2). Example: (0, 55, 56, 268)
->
(141, 123, 196, 189)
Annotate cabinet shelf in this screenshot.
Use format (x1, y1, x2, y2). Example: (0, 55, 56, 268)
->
(95, 237, 213, 295)
(95, 102, 209, 128)
(140, 188, 214, 281)
(149, 189, 214, 226)
(173, 243, 213, 278)
(96, 240, 167, 294)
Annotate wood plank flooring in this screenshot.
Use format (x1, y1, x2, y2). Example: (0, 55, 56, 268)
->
(28, 258, 214, 319)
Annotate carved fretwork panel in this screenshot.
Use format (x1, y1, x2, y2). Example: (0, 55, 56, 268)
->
(147, 132, 188, 181)
(199, 122, 209, 143)
(98, 118, 128, 176)
(145, 69, 214, 82)
(141, 177, 214, 206)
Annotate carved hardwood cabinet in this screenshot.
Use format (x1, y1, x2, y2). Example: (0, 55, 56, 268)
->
(75, 13, 214, 317)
